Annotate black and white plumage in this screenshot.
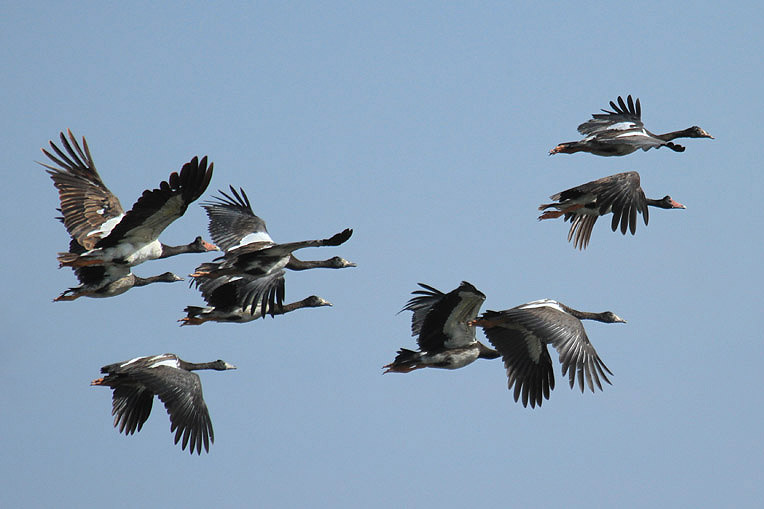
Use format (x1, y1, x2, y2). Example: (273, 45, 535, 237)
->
(538, 171, 686, 249)
(189, 186, 355, 318)
(179, 273, 332, 325)
(383, 282, 499, 373)
(41, 130, 217, 271)
(549, 95, 713, 156)
(91, 353, 236, 454)
(471, 299, 625, 408)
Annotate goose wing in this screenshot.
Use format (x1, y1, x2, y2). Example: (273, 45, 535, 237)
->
(566, 213, 599, 250)
(416, 282, 485, 351)
(400, 283, 446, 337)
(476, 309, 555, 408)
(519, 302, 612, 393)
(196, 275, 249, 308)
(96, 156, 213, 249)
(202, 186, 272, 252)
(594, 172, 648, 235)
(131, 367, 214, 454)
(577, 95, 644, 136)
(109, 384, 155, 435)
(41, 130, 125, 249)
(235, 270, 286, 318)
(194, 273, 278, 317)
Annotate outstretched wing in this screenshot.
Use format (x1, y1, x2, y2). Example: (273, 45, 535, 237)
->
(109, 384, 155, 435)
(415, 282, 485, 351)
(519, 304, 612, 393)
(40, 129, 125, 249)
(594, 171, 648, 235)
(477, 309, 555, 408)
(202, 186, 271, 252)
(577, 95, 644, 136)
(132, 367, 214, 455)
(400, 283, 446, 337)
(97, 156, 213, 248)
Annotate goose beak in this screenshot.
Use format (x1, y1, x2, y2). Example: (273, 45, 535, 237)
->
(224, 362, 237, 370)
(202, 240, 219, 251)
(613, 314, 627, 324)
(670, 198, 686, 209)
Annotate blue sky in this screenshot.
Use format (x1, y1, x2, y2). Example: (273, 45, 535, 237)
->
(3, 2, 763, 507)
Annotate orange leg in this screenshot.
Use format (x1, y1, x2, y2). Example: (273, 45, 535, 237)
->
(538, 210, 564, 220)
(178, 316, 207, 326)
(59, 258, 107, 268)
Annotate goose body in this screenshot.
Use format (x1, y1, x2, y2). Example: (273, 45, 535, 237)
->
(538, 171, 686, 249)
(190, 186, 354, 317)
(55, 265, 183, 301)
(384, 281, 499, 373)
(180, 273, 332, 325)
(41, 130, 217, 270)
(471, 299, 625, 408)
(549, 95, 712, 156)
(91, 353, 236, 454)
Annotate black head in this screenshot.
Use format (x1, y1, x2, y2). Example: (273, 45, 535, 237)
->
(211, 360, 237, 371)
(159, 272, 184, 282)
(688, 126, 714, 139)
(598, 311, 626, 324)
(659, 195, 686, 209)
(328, 256, 357, 268)
(304, 295, 333, 307)
(190, 236, 219, 252)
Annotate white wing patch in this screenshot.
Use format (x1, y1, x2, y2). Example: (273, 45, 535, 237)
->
(607, 121, 639, 131)
(86, 213, 124, 239)
(120, 356, 145, 368)
(613, 129, 649, 138)
(235, 231, 274, 248)
(149, 357, 180, 369)
(519, 299, 565, 313)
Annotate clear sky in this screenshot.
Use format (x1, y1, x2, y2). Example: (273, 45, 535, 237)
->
(3, 2, 763, 508)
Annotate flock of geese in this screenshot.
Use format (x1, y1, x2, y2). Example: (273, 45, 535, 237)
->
(44, 96, 712, 453)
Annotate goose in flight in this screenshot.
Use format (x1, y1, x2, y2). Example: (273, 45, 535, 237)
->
(549, 95, 712, 156)
(470, 299, 625, 408)
(538, 171, 685, 249)
(384, 281, 499, 373)
(180, 273, 332, 325)
(41, 130, 217, 271)
(190, 186, 354, 318)
(91, 353, 236, 454)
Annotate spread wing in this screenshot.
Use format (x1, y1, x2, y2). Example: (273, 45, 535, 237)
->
(97, 156, 213, 248)
(478, 310, 555, 408)
(132, 367, 214, 455)
(416, 283, 485, 351)
(109, 384, 155, 435)
(41, 129, 125, 249)
(521, 306, 612, 393)
(593, 172, 649, 235)
(577, 95, 644, 136)
(400, 283, 446, 337)
(202, 186, 271, 252)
